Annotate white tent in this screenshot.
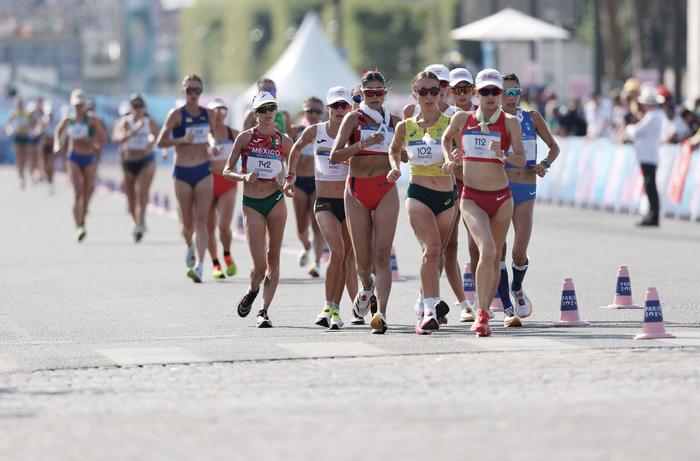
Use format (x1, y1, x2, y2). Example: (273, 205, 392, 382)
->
(235, 11, 358, 123)
(450, 8, 570, 42)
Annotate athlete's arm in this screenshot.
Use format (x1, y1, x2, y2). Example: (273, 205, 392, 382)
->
(442, 111, 467, 164)
(111, 117, 127, 144)
(282, 111, 291, 134)
(147, 118, 158, 151)
(401, 103, 415, 120)
(280, 134, 295, 197)
(504, 115, 525, 168)
(53, 117, 68, 154)
(387, 121, 405, 183)
(330, 112, 360, 164)
(90, 115, 107, 151)
(287, 125, 317, 177)
(156, 109, 188, 148)
(223, 131, 255, 182)
(531, 110, 560, 177)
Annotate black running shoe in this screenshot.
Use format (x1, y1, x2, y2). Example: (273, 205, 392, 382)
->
(436, 300, 450, 325)
(256, 309, 272, 328)
(370, 294, 378, 316)
(237, 289, 259, 317)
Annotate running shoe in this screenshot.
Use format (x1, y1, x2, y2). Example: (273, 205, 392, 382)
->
(487, 308, 495, 320)
(76, 226, 87, 242)
(308, 263, 320, 278)
(329, 308, 344, 330)
(369, 294, 378, 315)
(414, 299, 432, 335)
(224, 255, 237, 277)
(213, 265, 226, 280)
(470, 310, 492, 337)
(134, 226, 144, 243)
(256, 309, 272, 328)
(350, 313, 365, 325)
(237, 289, 259, 317)
(458, 301, 475, 322)
(370, 312, 387, 334)
(187, 265, 203, 283)
(298, 248, 309, 267)
(436, 300, 450, 325)
(315, 306, 331, 328)
(19, 177, 26, 190)
(503, 309, 522, 327)
(185, 245, 195, 268)
(420, 308, 439, 331)
(352, 276, 375, 319)
(512, 289, 532, 318)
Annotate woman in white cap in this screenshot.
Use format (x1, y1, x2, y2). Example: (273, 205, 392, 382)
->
(388, 70, 457, 334)
(156, 74, 214, 282)
(223, 91, 294, 328)
(622, 84, 664, 227)
(402, 64, 456, 119)
(53, 89, 107, 241)
(290, 96, 326, 278)
(242, 78, 291, 134)
(113, 93, 158, 242)
(330, 70, 400, 334)
(441, 69, 525, 337)
(286, 86, 358, 330)
(206, 98, 240, 279)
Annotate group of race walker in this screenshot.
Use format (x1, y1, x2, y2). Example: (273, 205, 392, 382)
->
(14, 63, 559, 337)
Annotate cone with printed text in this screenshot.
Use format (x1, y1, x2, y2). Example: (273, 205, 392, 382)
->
(634, 287, 675, 339)
(235, 213, 245, 237)
(553, 278, 590, 327)
(321, 244, 330, 263)
(390, 246, 405, 281)
(153, 192, 161, 208)
(463, 263, 476, 306)
(163, 195, 171, 211)
(602, 265, 643, 309)
(490, 290, 504, 313)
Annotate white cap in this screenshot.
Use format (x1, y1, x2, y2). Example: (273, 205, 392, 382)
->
(449, 68, 474, 87)
(70, 89, 86, 106)
(208, 98, 228, 110)
(424, 64, 450, 83)
(118, 101, 131, 116)
(637, 84, 664, 105)
(129, 92, 147, 105)
(252, 91, 276, 110)
(475, 69, 503, 90)
(326, 86, 352, 105)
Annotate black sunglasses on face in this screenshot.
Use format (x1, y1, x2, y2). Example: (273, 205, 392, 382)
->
(329, 101, 350, 110)
(478, 87, 502, 97)
(304, 108, 323, 115)
(352, 94, 363, 104)
(185, 87, 203, 95)
(415, 86, 441, 97)
(131, 103, 144, 109)
(255, 104, 277, 114)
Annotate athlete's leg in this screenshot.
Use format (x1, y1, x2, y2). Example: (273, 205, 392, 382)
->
(293, 187, 311, 253)
(207, 197, 219, 262)
(261, 200, 287, 310)
(174, 180, 195, 248)
(81, 163, 98, 226)
(135, 161, 156, 229)
(341, 223, 357, 302)
(444, 205, 466, 302)
(218, 188, 236, 253)
(192, 175, 213, 265)
(14, 144, 28, 186)
(68, 161, 84, 227)
(123, 170, 137, 226)
(371, 187, 400, 314)
(511, 199, 534, 285)
(316, 211, 345, 303)
(345, 190, 374, 291)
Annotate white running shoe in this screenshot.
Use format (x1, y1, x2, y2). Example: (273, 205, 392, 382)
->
(458, 301, 475, 322)
(370, 312, 387, 334)
(512, 289, 532, 318)
(503, 309, 522, 327)
(187, 265, 203, 283)
(308, 262, 320, 278)
(256, 309, 272, 328)
(315, 306, 331, 328)
(329, 308, 344, 330)
(352, 276, 375, 319)
(185, 245, 195, 268)
(298, 248, 309, 267)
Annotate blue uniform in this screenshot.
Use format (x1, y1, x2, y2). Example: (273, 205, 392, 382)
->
(507, 108, 538, 205)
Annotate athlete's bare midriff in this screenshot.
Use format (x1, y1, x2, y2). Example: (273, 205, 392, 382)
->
(349, 154, 390, 178)
(464, 161, 509, 191)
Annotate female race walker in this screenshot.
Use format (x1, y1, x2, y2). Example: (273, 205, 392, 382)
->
(6, 97, 32, 189)
(113, 93, 158, 242)
(389, 71, 457, 334)
(290, 96, 325, 277)
(242, 78, 291, 134)
(441, 69, 525, 336)
(286, 86, 358, 330)
(206, 98, 240, 280)
(53, 89, 107, 241)
(156, 74, 214, 283)
(224, 92, 294, 328)
(500, 73, 559, 320)
(330, 70, 401, 334)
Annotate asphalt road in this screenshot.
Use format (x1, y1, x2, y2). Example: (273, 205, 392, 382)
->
(1, 165, 698, 460)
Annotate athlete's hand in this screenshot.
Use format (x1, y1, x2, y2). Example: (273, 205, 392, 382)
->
(244, 171, 259, 183)
(183, 130, 195, 144)
(208, 146, 220, 159)
(132, 118, 144, 133)
(386, 168, 401, 183)
(489, 140, 502, 157)
(442, 161, 458, 174)
(400, 149, 409, 163)
(533, 163, 548, 177)
(160, 148, 169, 160)
(364, 132, 384, 148)
(282, 180, 295, 197)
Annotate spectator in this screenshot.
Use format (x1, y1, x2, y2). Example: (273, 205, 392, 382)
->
(610, 89, 627, 131)
(559, 98, 587, 136)
(584, 92, 612, 138)
(661, 98, 691, 144)
(623, 84, 664, 227)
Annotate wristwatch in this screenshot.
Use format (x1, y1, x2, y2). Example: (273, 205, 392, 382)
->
(540, 158, 551, 169)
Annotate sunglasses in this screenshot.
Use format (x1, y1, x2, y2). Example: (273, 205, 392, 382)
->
(503, 87, 522, 97)
(451, 85, 473, 95)
(352, 94, 363, 104)
(329, 101, 350, 110)
(415, 86, 441, 97)
(477, 87, 502, 97)
(362, 88, 386, 98)
(255, 104, 277, 114)
(304, 108, 324, 115)
(131, 103, 144, 109)
(185, 87, 203, 95)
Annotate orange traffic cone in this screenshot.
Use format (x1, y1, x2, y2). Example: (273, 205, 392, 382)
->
(462, 263, 476, 306)
(602, 265, 643, 309)
(552, 278, 590, 327)
(634, 287, 675, 339)
(490, 291, 504, 313)
(321, 244, 330, 263)
(390, 246, 405, 282)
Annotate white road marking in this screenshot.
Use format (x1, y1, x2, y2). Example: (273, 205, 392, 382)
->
(277, 341, 386, 358)
(459, 336, 582, 351)
(96, 347, 210, 366)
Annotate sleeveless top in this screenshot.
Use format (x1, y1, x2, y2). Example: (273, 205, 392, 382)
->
(172, 106, 209, 144)
(125, 115, 151, 151)
(461, 111, 511, 164)
(241, 128, 285, 183)
(314, 122, 348, 182)
(505, 108, 537, 170)
(11, 111, 31, 135)
(66, 116, 93, 140)
(349, 109, 395, 156)
(411, 104, 458, 118)
(405, 114, 451, 177)
(210, 126, 235, 162)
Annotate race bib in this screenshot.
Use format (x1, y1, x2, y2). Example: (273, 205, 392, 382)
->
(315, 147, 348, 179)
(186, 124, 209, 145)
(248, 149, 284, 180)
(127, 132, 149, 150)
(67, 123, 89, 140)
(359, 125, 394, 153)
(507, 139, 537, 167)
(406, 138, 443, 166)
(462, 131, 500, 160)
(211, 140, 233, 161)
